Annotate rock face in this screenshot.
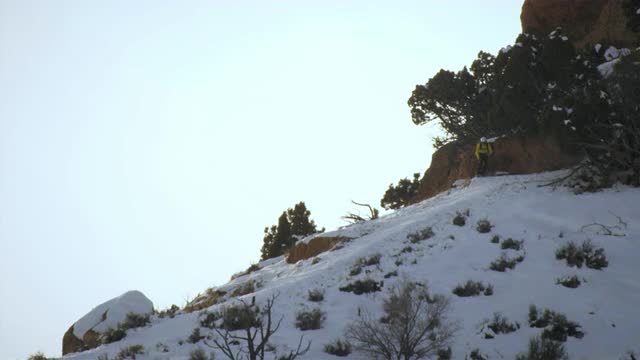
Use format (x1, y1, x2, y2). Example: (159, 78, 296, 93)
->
(521, 0, 639, 48)
(412, 135, 583, 203)
(62, 290, 153, 355)
(286, 236, 352, 264)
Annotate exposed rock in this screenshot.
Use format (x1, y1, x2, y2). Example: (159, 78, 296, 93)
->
(412, 135, 582, 203)
(62, 290, 153, 355)
(521, 0, 639, 48)
(286, 236, 352, 264)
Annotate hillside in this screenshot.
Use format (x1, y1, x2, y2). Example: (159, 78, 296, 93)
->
(63, 170, 640, 360)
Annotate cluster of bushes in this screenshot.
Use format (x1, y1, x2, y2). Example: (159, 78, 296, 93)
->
(307, 288, 325, 302)
(452, 280, 493, 297)
(556, 240, 608, 269)
(556, 275, 581, 288)
(230, 280, 261, 297)
(189, 348, 216, 360)
(295, 308, 325, 330)
(349, 253, 382, 276)
(339, 279, 383, 295)
(97, 345, 145, 360)
(501, 238, 524, 250)
(156, 304, 180, 319)
(324, 339, 352, 357)
(485, 312, 520, 336)
(515, 336, 568, 360)
(489, 252, 525, 272)
(101, 312, 151, 344)
(529, 305, 584, 342)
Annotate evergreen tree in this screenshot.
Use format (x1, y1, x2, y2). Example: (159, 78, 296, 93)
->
(260, 202, 322, 260)
(380, 173, 421, 210)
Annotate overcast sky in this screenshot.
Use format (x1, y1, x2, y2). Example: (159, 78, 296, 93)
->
(0, 1, 522, 358)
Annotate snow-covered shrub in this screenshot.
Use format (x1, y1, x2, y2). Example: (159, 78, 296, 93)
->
(556, 275, 581, 288)
(476, 218, 493, 233)
(437, 347, 452, 360)
(121, 312, 150, 330)
(187, 327, 205, 344)
(101, 327, 127, 344)
(555, 240, 608, 269)
(307, 288, 324, 302)
(468, 348, 488, 360)
(407, 227, 435, 243)
(115, 344, 144, 360)
(157, 304, 180, 319)
(452, 280, 493, 297)
(515, 336, 568, 360)
(490, 235, 500, 244)
(452, 210, 468, 226)
(350, 253, 382, 275)
(346, 281, 456, 360)
(384, 270, 398, 279)
(220, 302, 260, 331)
(231, 263, 262, 280)
(528, 305, 584, 342)
(189, 348, 215, 360)
(339, 279, 383, 295)
(324, 339, 352, 357)
(199, 310, 220, 329)
(295, 308, 325, 330)
(501, 238, 523, 250)
(489, 252, 524, 272)
(231, 280, 260, 297)
(486, 312, 520, 335)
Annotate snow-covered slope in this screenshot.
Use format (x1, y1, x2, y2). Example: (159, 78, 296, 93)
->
(64, 171, 640, 360)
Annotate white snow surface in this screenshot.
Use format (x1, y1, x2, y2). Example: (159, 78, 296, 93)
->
(64, 171, 640, 359)
(72, 290, 154, 339)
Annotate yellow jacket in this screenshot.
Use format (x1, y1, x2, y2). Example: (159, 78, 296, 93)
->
(475, 142, 493, 159)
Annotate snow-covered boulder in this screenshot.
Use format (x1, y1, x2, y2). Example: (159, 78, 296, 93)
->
(62, 290, 153, 355)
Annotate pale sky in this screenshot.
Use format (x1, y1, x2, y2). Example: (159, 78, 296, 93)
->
(0, 1, 522, 358)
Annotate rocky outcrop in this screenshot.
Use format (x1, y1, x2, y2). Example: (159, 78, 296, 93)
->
(521, 0, 639, 48)
(412, 135, 583, 203)
(286, 236, 352, 264)
(62, 290, 153, 355)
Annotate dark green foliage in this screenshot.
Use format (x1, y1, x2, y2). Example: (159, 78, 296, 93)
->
(528, 305, 584, 342)
(556, 275, 581, 288)
(115, 344, 144, 360)
(487, 312, 520, 335)
(400, 246, 414, 253)
(452, 280, 492, 297)
(490, 235, 500, 244)
(489, 252, 524, 271)
(200, 310, 221, 329)
(188, 327, 205, 344)
(307, 288, 324, 302)
(157, 304, 179, 319)
(501, 238, 523, 250)
(324, 339, 352, 357)
(556, 240, 608, 269)
(468, 348, 487, 360)
(384, 270, 398, 279)
(380, 173, 421, 210)
(295, 308, 325, 330)
(407, 227, 435, 243)
(220, 303, 261, 331)
(476, 219, 492, 233)
(515, 336, 568, 360)
(27, 353, 50, 360)
(452, 211, 467, 226)
(189, 348, 215, 360)
(339, 279, 383, 295)
(102, 327, 127, 344)
(261, 202, 322, 260)
(121, 312, 150, 329)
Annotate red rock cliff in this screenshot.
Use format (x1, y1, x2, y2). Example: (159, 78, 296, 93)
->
(521, 0, 639, 48)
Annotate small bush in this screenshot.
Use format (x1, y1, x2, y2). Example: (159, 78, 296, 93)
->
(452, 209, 469, 226)
(384, 270, 398, 279)
(157, 304, 180, 319)
(556, 240, 608, 269)
(116, 344, 144, 360)
(528, 305, 584, 342)
(308, 288, 325, 302)
(27, 353, 49, 360)
(556, 275, 581, 288)
(452, 280, 492, 297)
(476, 218, 493, 233)
(487, 312, 520, 335)
(339, 279, 383, 295)
(102, 327, 127, 344)
(349, 264, 363, 276)
(189, 348, 215, 360)
(221, 303, 260, 331)
(515, 336, 568, 360)
(121, 312, 150, 330)
(490, 235, 500, 244)
(324, 339, 352, 357)
(484, 284, 494, 296)
(468, 348, 488, 360)
(295, 308, 325, 330)
(400, 246, 414, 253)
(351, 254, 382, 275)
(437, 347, 452, 360)
(231, 280, 259, 297)
(200, 310, 220, 329)
(407, 227, 434, 243)
(188, 327, 205, 344)
(501, 238, 523, 250)
(489, 252, 524, 272)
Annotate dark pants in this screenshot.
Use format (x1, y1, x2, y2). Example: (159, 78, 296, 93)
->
(477, 154, 489, 175)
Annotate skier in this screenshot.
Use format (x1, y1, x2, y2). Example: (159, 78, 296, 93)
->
(475, 137, 493, 176)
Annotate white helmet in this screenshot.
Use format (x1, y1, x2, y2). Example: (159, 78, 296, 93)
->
(480, 137, 487, 143)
